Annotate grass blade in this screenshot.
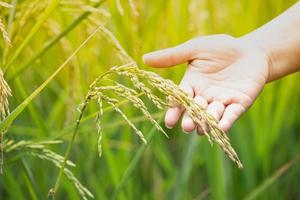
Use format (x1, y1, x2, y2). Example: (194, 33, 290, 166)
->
(112, 116, 164, 200)
(4, 0, 60, 72)
(244, 155, 300, 200)
(0, 25, 103, 133)
(21, 158, 42, 200)
(173, 134, 199, 200)
(6, 0, 106, 82)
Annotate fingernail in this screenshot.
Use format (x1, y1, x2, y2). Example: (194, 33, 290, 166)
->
(182, 129, 192, 134)
(142, 53, 151, 60)
(165, 124, 173, 129)
(142, 54, 147, 61)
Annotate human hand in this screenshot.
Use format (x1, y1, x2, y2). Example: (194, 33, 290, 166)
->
(143, 34, 271, 133)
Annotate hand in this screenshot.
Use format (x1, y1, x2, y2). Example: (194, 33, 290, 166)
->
(143, 34, 271, 133)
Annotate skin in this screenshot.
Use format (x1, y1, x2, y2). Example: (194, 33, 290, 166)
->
(143, 2, 300, 134)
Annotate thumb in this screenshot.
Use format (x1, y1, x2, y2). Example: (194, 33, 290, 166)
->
(143, 41, 195, 68)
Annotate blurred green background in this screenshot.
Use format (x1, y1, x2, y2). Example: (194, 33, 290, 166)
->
(1, 0, 300, 199)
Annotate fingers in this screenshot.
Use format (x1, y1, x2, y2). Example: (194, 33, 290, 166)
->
(143, 41, 195, 68)
(182, 95, 207, 133)
(218, 103, 245, 132)
(197, 101, 225, 135)
(192, 96, 209, 134)
(181, 113, 196, 133)
(165, 84, 193, 129)
(165, 82, 244, 133)
(165, 107, 183, 128)
(206, 101, 225, 121)
(165, 92, 243, 134)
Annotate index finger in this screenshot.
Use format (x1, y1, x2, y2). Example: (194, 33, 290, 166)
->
(143, 41, 196, 68)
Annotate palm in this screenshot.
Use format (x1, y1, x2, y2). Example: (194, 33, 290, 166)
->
(144, 35, 270, 132)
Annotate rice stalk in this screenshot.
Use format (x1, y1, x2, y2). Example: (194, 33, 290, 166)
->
(95, 97, 103, 157)
(87, 21, 134, 64)
(45, 19, 80, 125)
(81, 6, 110, 16)
(0, 1, 13, 8)
(78, 71, 169, 157)
(3, 139, 93, 200)
(0, 70, 11, 121)
(60, 0, 85, 6)
(4, 0, 60, 72)
(4, 140, 62, 152)
(0, 16, 11, 46)
(61, 4, 110, 17)
(0, 69, 11, 173)
(79, 88, 148, 149)
(98, 93, 147, 144)
(98, 25, 133, 63)
(116, 0, 124, 15)
(128, 0, 139, 16)
(125, 72, 167, 109)
(15, 0, 46, 28)
(88, 62, 243, 168)
(59, 168, 94, 200)
(97, 83, 168, 138)
(7, 0, 106, 81)
(0, 23, 103, 134)
(10, 0, 47, 44)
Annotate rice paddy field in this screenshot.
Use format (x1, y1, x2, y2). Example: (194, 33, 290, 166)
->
(1, 0, 300, 199)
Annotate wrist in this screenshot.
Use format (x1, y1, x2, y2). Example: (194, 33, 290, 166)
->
(237, 34, 275, 83)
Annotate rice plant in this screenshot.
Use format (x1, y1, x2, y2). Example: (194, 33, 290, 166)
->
(0, 0, 12, 174)
(4, 139, 93, 200)
(77, 62, 243, 168)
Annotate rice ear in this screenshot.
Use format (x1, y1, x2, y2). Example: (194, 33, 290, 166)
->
(0, 69, 11, 120)
(0, 2, 13, 8)
(0, 69, 11, 173)
(95, 97, 103, 157)
(80, 61, 243, 168)
(0, 17, 11, 46)
(4, 139, 93, 199)
(106, 63, 243, 168)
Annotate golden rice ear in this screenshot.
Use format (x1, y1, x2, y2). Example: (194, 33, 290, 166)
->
(5, 139, 94, 200)
(108, 63, 243, 168)
(0, 69, 11, 121)
(0, 17, 11, 46)
(95, 97, 103, 157)
(98, 26, 133, 63)
(0, 69, 11, 173)
(0, 2, 13, 8)
(116, 0, 124, 16)
(128, 0, 139, 16)
(81, 61, 242, 168)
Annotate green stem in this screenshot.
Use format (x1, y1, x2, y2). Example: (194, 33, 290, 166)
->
(21, 158, 43, 200)
(48, 92, 144, 140)
(50, 69, 142, 197)
(50, 96, 90, 199)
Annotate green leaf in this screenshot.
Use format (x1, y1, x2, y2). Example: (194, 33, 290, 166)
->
(0, 25, 103, 133)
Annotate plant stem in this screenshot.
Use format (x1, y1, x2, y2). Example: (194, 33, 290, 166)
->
(50, 96, 90, 199)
